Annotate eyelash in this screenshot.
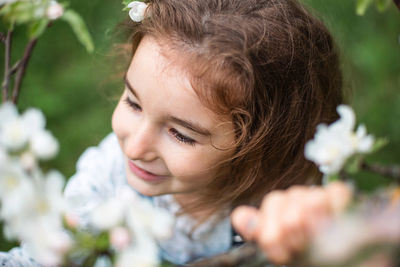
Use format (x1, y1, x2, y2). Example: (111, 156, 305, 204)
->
(169, 128, 196, 146)
(124, 97, 142, 111)
(123, 97, 196, 146)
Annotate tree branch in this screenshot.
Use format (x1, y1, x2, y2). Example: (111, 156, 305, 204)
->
(2, 30, 13, 102)
(361, 162, 400, 182)
(11, 38, 38, 104)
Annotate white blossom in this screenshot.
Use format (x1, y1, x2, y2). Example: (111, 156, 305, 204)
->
(22, 108, 46, 136)
(305, 105, 374, 174)
(16, 170, 70, 266)
(0, 160, 35, 220)
(125, 197, 173, 241)
(91, 197, 125, 230)
(0, 117, 30, 151)
(0, 101, 18, 127)
(46, 1, 64, 20)
(30, 130, 59, 160)
(40, 170, 66, 214)
(23, 222, 73, 266)
(0, 146, 7, 164)
(354, 124, 374, 153)
(116, 241, 159, 267)
(91, 187, 173, 266)
(0, 102, 69, 264)
(127, 1, 148, 22)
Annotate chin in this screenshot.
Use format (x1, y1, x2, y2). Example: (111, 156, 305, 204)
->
(126, 172, 167, 197)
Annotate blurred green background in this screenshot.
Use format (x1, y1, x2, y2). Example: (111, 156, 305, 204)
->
(0, 0, 399, 251)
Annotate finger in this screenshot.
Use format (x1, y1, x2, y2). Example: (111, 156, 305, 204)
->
(231, 206, 259, 240)
(325, 181, 352, 215)
(281, 188, 308, 252)
(303, 188, 331, 235)
(266, 244, 291, 265)
(258, 191, 286, 246)
(257, 191, 296, 264)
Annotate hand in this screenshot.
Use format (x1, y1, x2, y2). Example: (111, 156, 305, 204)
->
(231, 181, 352, 265)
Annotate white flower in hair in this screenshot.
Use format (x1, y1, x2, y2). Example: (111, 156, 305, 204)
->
(127, 1, 148, 22)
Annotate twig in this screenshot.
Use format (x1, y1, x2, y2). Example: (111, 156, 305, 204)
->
(0, 32, 6, 43)
(361, 162, 400, 182)
(183, 243, 267, 267)
(10, 60, 21, 75)
(11, 38, 38, 104)
(2, 30, 13, 102)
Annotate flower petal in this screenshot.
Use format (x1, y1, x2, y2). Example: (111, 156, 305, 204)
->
(127, 1, 148, 22)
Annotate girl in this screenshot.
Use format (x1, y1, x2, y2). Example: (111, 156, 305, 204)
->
(1, 0, 351, 265)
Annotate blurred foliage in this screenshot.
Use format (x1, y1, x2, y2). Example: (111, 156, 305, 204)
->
(0, 0, 399, 253)
(355, 0, 393, 15)
(0, 0, 124, 180)
(305, 0, 400, 191)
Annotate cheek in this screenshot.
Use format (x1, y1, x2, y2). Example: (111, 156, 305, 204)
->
(111, 101, 128, 138)
(165, 147, 229, 181)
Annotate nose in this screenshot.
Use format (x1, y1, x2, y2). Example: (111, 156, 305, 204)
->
(124, 120, 159, 162)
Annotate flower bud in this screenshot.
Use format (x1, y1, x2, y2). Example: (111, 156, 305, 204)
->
(20, 151, 37, 171)
(46, 2, 64, 20)
(110, 227, 131, 250)
(64, 212, 80, 229)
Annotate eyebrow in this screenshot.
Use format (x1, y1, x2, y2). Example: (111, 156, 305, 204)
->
(124, 75, 141, 101)
(167, 116, 211, 136)
(124, 75, 211, 137)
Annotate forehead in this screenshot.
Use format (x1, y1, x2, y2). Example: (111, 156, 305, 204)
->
(128, 37, 194, 95)
(126, 37, 226, 130)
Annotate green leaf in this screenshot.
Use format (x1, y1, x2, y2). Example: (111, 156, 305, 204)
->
(356, 0, 374, 15)
(95, 232, 110, 251)
(61, 9, 94, 53)
(376, 0, 392, 12)
(370, 137, 389, 153)
(323, 173, 340, 184)
(122, 0, 133, 6)
(345, 155, 363, 174)
(82, 253, 98, 267)
(0, 2, 32, 24)
(28, 19, 49, 39)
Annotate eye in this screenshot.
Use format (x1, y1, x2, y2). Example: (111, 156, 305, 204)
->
(169, 128, 196, 146)
(124, 97, 142, 112)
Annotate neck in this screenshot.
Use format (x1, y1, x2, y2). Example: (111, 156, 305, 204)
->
(173, 193, 215, 221)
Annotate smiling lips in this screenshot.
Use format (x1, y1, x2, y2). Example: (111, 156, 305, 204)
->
(128, 160, 168, 183)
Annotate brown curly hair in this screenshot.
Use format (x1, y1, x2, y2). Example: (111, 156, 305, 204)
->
(122, 0, 343, 218)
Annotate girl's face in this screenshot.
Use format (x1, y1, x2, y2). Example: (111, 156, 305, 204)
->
(112, 37, 235, 200)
